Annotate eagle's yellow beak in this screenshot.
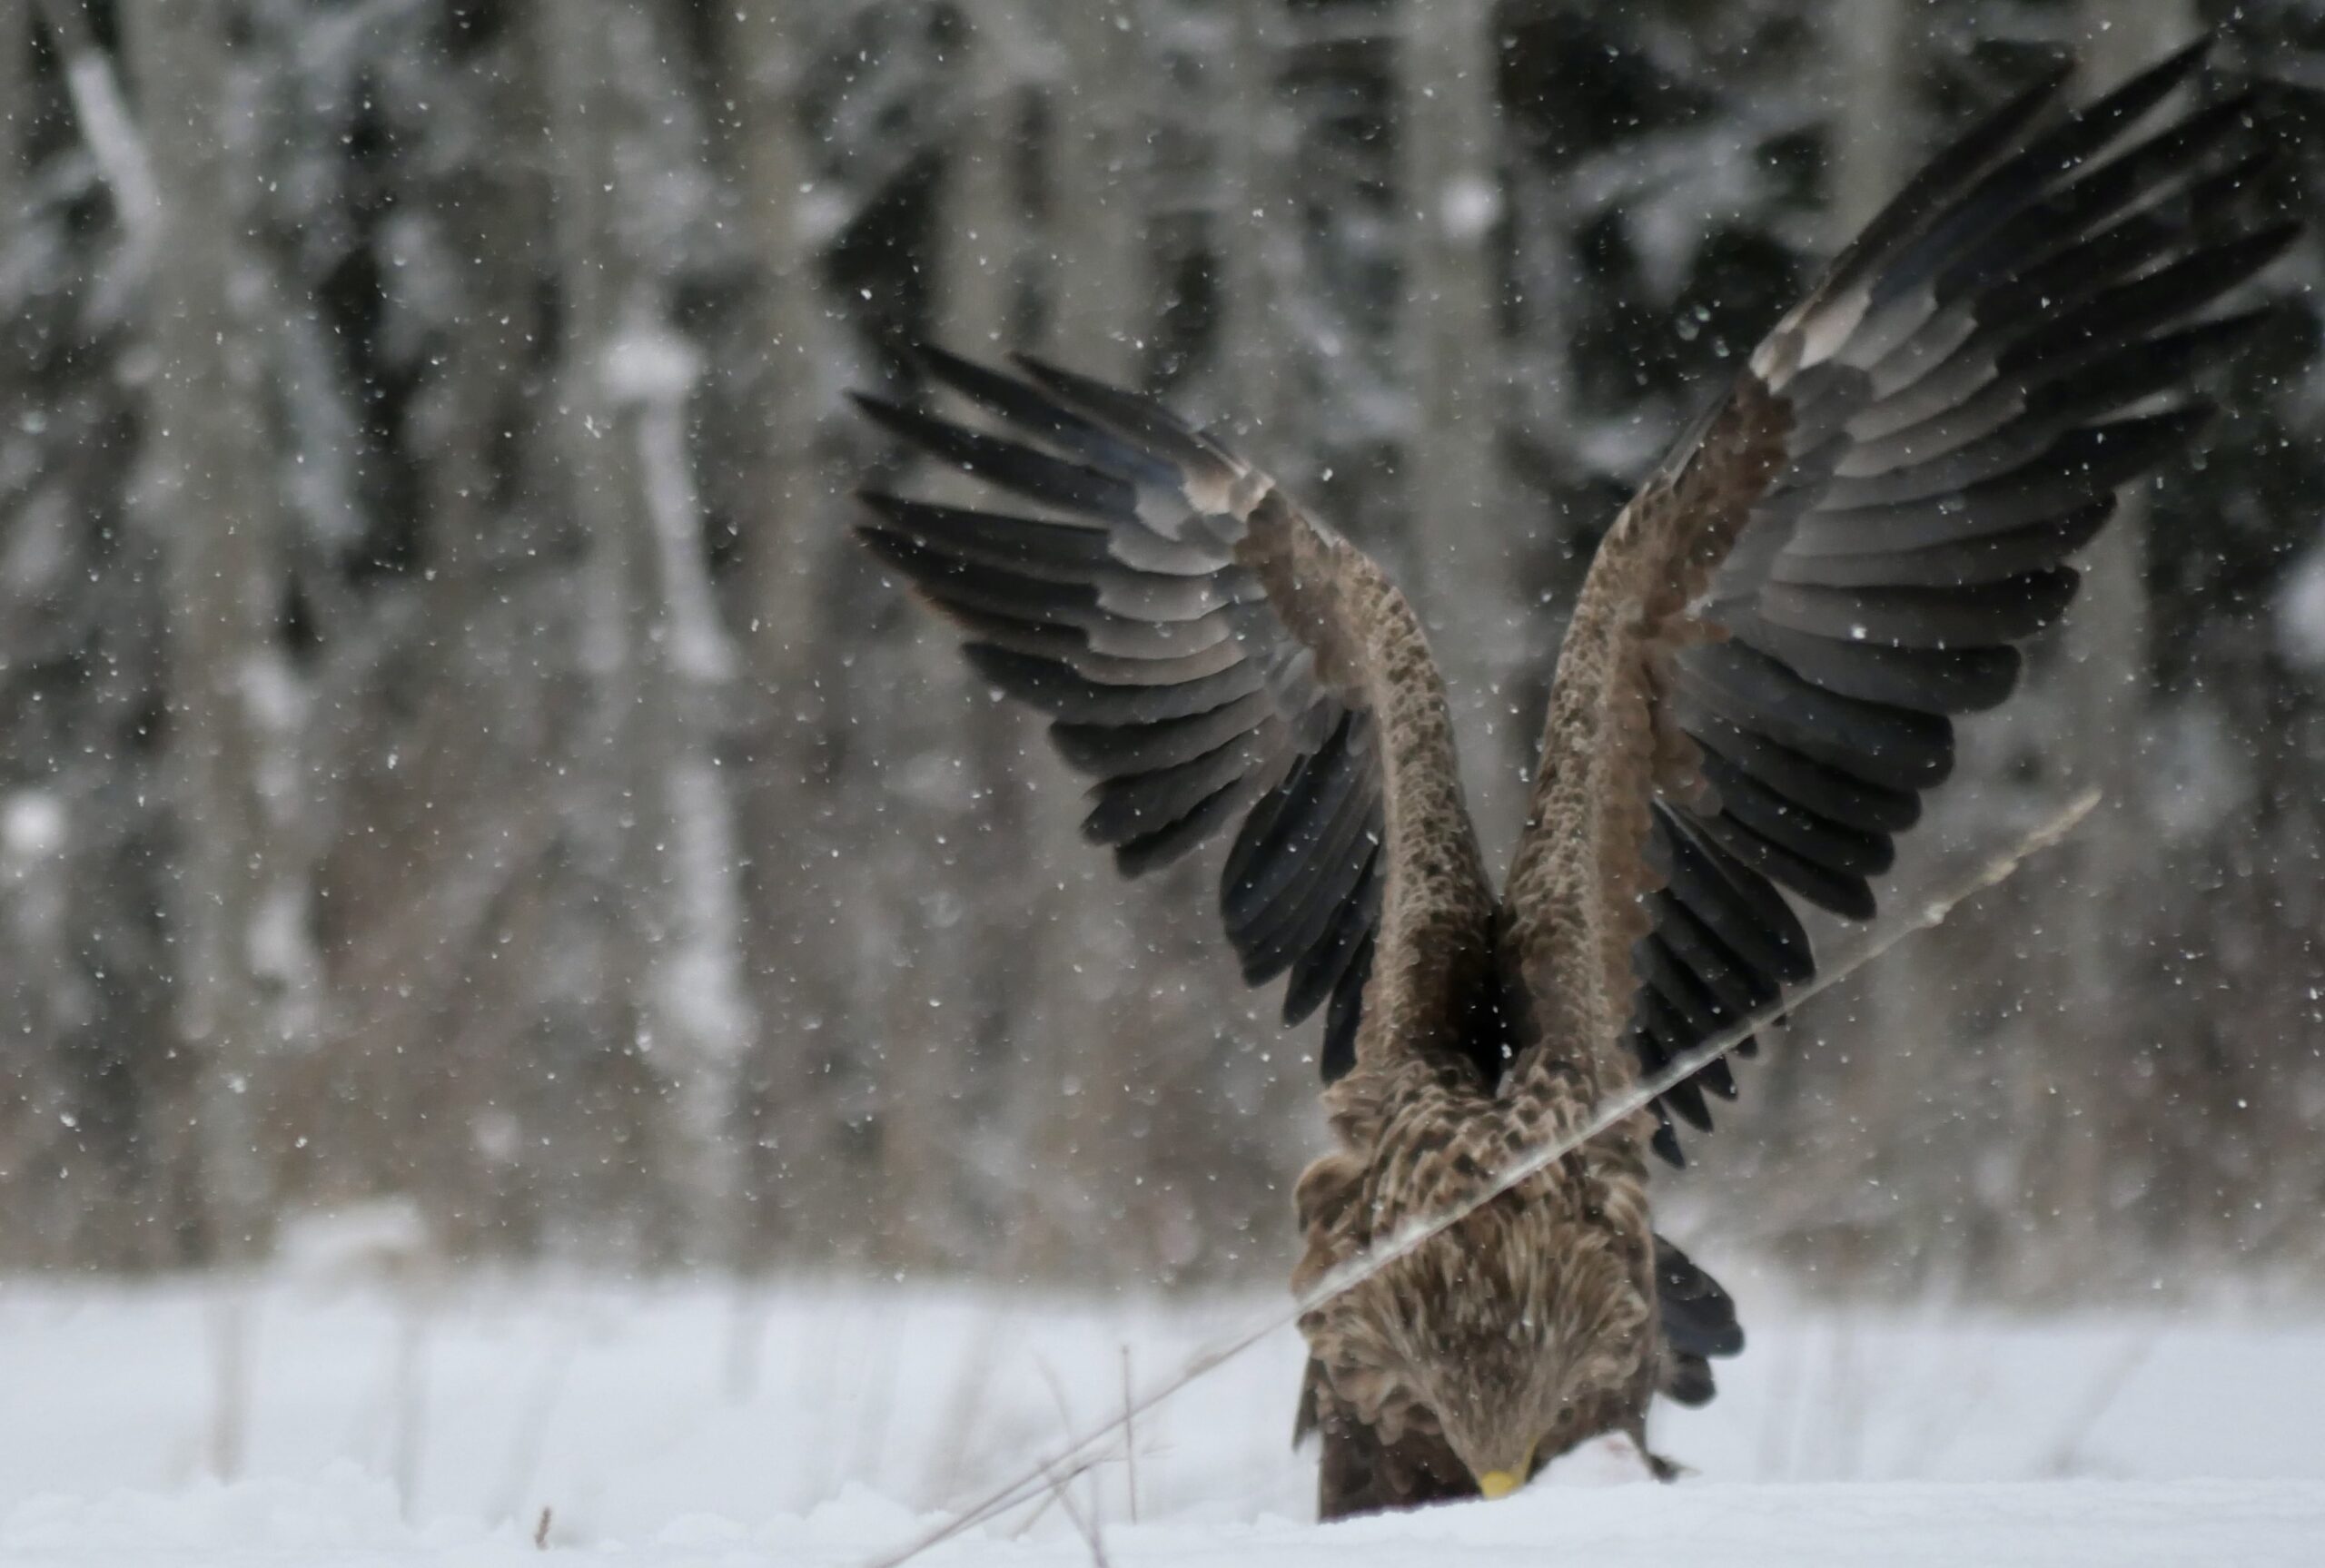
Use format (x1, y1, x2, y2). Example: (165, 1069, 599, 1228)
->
(1478, 1470, 1523, 1501)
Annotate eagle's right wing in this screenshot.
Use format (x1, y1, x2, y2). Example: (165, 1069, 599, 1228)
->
(1499, 36, 2290, 1161)
(850, 350, 1498, 1080)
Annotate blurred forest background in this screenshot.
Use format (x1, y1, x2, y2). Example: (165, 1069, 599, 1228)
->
(0, 0, 2320, 1300)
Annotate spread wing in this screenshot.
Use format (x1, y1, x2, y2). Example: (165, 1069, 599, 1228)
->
(848, 349, 1497, 1080)
(1501, 36, 2293, 1162)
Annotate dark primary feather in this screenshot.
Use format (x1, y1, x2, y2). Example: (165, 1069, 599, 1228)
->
(849, 347, 1389, 1075)
(1625, 34, 2292, 1163)
(1656, 1235, 1745, 1407)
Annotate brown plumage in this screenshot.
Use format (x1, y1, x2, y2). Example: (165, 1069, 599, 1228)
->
(846, 37, 2290, 1518)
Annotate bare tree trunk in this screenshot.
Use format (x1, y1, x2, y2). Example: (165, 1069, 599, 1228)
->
(1, 0, 24, 217)
(1799, 0, 1930, 1276)
(120, 0, 289, 1262)
(1197, 0, 1326, 1266)
(331, 18, 561, 1251)
(538, 0, 747, 1262)
(711, 2, 861, 1267)
(1830, 1, 1913, 244)
(941, 6, 1026, 358)
(1214, 0, 1300, 466)
(1397, 0, 1521, 854)
(2002, 0, 2193, 1293)
(538, 0, 658, 1252)
(866, 1, 1036, 1268)
(1046, 1, 1144, 372)
(1007, 0, 1153, 1276)
(0, 0, 34, 1240)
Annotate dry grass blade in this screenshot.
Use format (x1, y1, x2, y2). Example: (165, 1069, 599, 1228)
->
(1121, 1345, 1138, 1524)
(858, 789, 2100, 1568)
(1038, 1457, 1113, 1568)
(959, 1453, 1112, 1553)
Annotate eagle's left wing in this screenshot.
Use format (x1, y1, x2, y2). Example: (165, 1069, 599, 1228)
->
(848, 349, 1499, 1083)
(1500, 36, 2291, 1161)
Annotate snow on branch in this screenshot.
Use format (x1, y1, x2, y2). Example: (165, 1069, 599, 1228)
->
(603, 311, 737, 687)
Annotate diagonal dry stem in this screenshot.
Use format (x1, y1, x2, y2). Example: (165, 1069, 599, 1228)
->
(861, 789, 2100, 1568)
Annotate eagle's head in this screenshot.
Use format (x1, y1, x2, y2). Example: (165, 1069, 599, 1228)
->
(1301, 1185, 1656, 1499)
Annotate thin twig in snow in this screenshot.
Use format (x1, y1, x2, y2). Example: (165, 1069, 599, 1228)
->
(205, 1286, 252, 1483)
(995, 1455, 1109, 1543)
(2040, 1329, 2158, 1477)
(1035, 1457, 1112, 1568)
(925, 1308, 1008, 1506)
(1120, 1344, 1138, 1524)
(491, 1332, 578, 1527)
(1901, 1341, 1998, 1480)
(860, 789, 2100, 1568)
(1015, 1356, 1113, 1543)
(390, 1291, 432, 1519)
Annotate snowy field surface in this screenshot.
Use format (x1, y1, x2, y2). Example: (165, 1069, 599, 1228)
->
(5, 1256, 2324, 1565)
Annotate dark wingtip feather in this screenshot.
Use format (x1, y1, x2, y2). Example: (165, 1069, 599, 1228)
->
(2124, 28, 2217, 89)
(904, 340, 974, 381)
(847, 388, 955, 454)
(1664, 1075, 1715, 1133)
(1827, 60, 2076, 300)
(1110, 784, 1244, 878)
(907, 342, 1033, 415)
(1319, 933, 1372, 1081)
(1007, 352, 1142, 425)
(1006, 350, 1104, 399)
(2066, 30, 2216, 139)
(1005, 350, 1222, 471)
(909, 341, 1172, 483)
(846, 388, 908, 433)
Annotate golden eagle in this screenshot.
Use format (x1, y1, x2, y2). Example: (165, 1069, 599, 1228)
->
(848, 37, 2288, 1517)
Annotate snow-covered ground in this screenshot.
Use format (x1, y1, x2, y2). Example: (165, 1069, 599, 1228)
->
(5, 1259, 2323, 1565)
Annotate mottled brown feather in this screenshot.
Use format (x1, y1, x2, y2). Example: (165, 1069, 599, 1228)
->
(1502, 380, 1792, 1080)
(1232, 492, 1499, 1069)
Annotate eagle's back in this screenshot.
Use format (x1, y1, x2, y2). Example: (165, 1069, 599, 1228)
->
(1293, 1033, 1664, 1493)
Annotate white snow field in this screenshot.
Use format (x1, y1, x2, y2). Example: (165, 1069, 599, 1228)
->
(5, 1260, 2323, 1566)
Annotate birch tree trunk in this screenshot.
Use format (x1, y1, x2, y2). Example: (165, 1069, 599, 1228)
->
(121, 0, 288, 1262)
